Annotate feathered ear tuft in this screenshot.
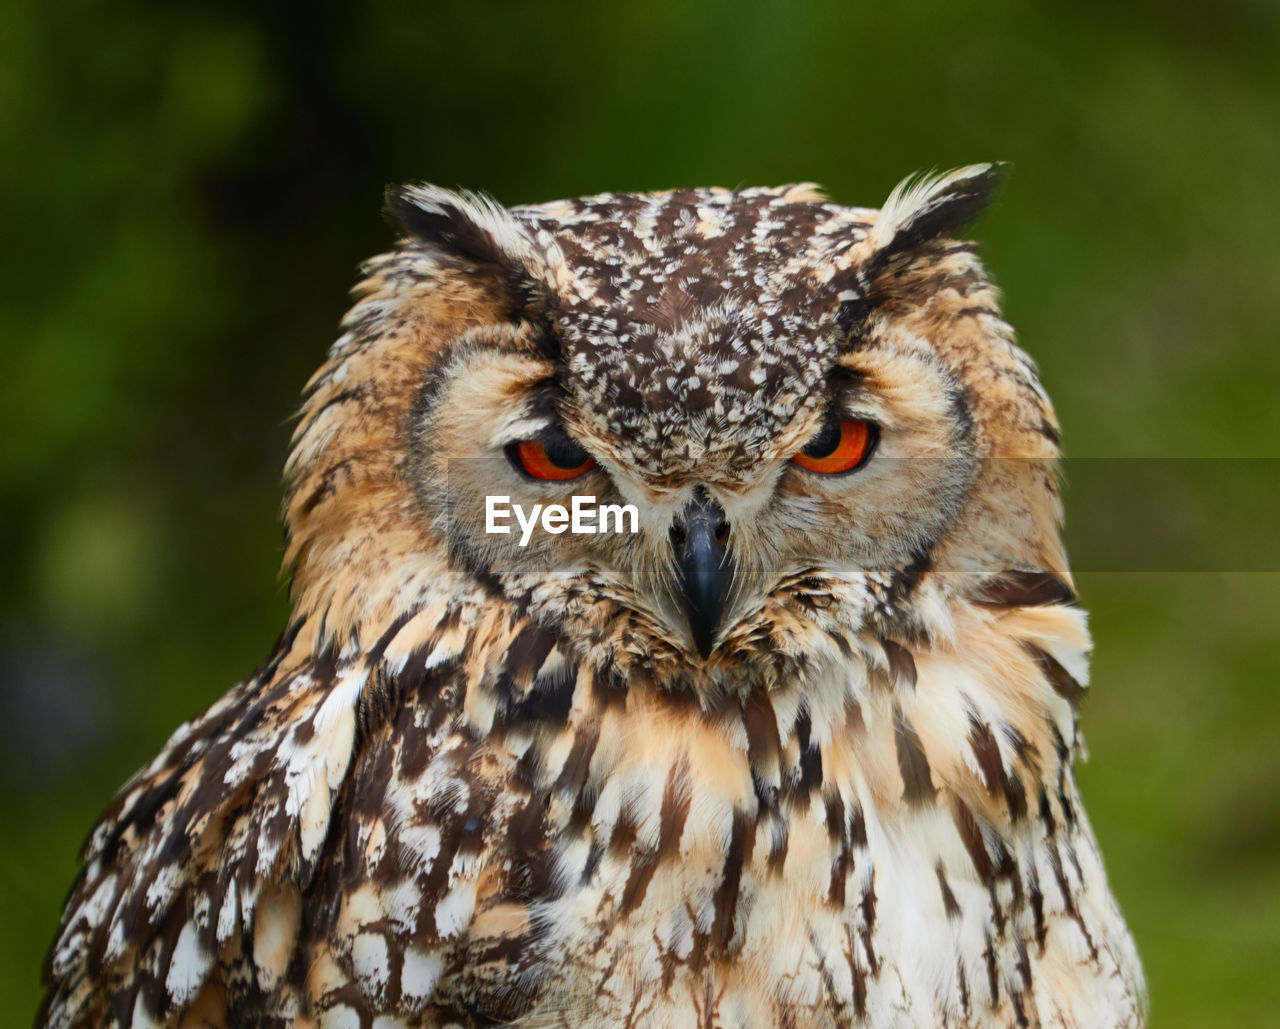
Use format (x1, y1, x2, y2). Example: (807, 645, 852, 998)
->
(385, 184, 544, 271)
(867, 163, 1006, 262)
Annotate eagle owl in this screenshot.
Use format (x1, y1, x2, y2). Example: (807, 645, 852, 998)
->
(41, 165, 1146, 1028)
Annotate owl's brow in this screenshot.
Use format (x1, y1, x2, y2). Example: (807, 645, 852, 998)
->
(828, 364, 867, 386)
(521, 376, 574, 426)
(824, 364, 877, 407)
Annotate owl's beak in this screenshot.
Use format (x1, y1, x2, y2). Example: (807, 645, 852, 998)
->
(671, 487, 731, 660)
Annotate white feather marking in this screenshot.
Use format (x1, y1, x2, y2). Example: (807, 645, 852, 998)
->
(590, 775, 623, 842)
(81, 872, 118, 928)
(384, 881, 423, 935)
(317, 1005, 362, 1029)
(352, 932, 390, 992)
(400, 946, 444, 1003)
(278, 667, 364, 861)
(144, 863, 180, 911)
(216, 877, 239, 943)
(551, 836, 592, 891)
(104, 916, 127, 963)
(130, 992, 162, 1029)
(165, 920, 211, 1005)
(399, 824, 442, 870)
(434, 885, 476, 938)
(424, 635, 462, 670)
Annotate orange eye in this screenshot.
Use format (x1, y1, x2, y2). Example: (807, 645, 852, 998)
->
(792, 419, 875, 474)
(509, 436, 597, 480)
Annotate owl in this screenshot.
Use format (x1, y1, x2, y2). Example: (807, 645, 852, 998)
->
(40, 165, 1146, 1028)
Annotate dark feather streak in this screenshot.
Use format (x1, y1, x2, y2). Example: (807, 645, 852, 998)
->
(893, 706, 935, 804)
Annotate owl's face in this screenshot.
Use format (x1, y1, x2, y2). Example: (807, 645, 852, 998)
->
(289, 168, 1067, 694)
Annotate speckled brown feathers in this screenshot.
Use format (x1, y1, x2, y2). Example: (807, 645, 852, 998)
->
(41, 167, 1145, 1027)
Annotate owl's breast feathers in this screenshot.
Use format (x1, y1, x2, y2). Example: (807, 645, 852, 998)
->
(42, 570, 1143, 1028)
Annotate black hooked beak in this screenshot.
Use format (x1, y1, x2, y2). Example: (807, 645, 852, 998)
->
(670, 487, 732, 660)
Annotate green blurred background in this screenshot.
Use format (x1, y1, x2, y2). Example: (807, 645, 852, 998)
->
(2, 1, 1277, 1024)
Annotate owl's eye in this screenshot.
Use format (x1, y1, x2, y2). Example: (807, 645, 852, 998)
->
(792, 418, 876, 475)
(507, 433, 597, 480)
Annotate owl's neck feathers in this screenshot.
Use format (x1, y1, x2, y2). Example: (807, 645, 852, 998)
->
(283, 548, 1090, 847)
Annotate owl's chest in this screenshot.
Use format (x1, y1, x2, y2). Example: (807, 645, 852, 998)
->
(538, 805, 874, 1025)
(469, 691, 965, 1027)
(351, 653, 1139, 1027)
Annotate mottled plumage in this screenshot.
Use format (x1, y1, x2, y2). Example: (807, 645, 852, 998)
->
(41, 166, 1145, 1027)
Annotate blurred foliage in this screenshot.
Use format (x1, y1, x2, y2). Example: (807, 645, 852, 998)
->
(2, 0, 1277, 1023)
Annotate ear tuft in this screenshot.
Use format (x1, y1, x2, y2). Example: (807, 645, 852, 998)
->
(868, 163, 1006, 261)
(384, 184, 540, 270)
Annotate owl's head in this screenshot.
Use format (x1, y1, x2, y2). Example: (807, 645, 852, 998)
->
(284, 166, 1068, 696)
